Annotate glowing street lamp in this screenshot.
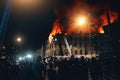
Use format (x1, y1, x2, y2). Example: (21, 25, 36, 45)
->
(19, 57, 22, 61)
(26, 54, 32, 58)
(17, 37, 22, 43)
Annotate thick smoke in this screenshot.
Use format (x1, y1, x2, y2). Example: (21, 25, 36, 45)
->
(53, 0, 118, 34)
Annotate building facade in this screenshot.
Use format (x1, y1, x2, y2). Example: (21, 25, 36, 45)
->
(43, 33, 98, 57)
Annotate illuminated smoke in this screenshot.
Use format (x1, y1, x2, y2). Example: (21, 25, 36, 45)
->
(100, 11, 118, 27)
(49, 0, 119, 40)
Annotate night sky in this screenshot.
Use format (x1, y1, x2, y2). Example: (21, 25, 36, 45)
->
(0, 0, 120, 51)
(0, 0, 55, 51)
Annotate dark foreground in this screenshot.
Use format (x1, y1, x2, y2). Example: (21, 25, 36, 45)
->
(0, 55, 120, 80)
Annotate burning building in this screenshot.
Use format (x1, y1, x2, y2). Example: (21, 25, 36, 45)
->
(45, 33, 96, 57)
(37, 0, 119, 57)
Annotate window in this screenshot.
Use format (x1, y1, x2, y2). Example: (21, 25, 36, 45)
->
(80, 50, 82, 54)
(75, 50, 78, 55)
(85, 50, 88, 55)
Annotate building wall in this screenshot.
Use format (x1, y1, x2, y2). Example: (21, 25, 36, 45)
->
(44, 33, 97, 57)
(37, 32, 113, 57)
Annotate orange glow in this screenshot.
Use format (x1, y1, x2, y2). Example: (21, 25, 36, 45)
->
(67, 24, 89, 34)
(66, 15, 89, 34)
(76, 17, 86, 26)
(99, 27, 104, 34)
(100, 11, 118, 27)
(49, 20, 62, 43)
(98, 11, 118, 34)
(13, 0, 38, 7)
(12, 0, 42, 13)
(54, 0, 119, 36)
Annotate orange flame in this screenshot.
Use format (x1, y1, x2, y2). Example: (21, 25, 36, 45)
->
(100, 11, 118, 27)
(53, 0, 119, 36)
(98, 27, 104, 34)
(49, 20, 62, 43)
(98, 11, 118, 34)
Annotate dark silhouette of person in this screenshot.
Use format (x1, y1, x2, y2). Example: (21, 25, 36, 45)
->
(43, 58, 47, 79)
(47, 62, 57, 80)
(33, 56, 44, 80)
(90, 57, 102, 80)
(79, 56, 88, 80)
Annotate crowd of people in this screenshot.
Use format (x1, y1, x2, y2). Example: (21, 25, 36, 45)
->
(0, 53, 120, 80)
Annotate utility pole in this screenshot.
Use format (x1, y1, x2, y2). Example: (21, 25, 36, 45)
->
(106, 11, 114, 55)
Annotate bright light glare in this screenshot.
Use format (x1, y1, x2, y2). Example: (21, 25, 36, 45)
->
(17, 37, 21, 42)
(77, 17, 86, 26)
(26, 54, 32, 58)
(19, 57, 22, 61)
